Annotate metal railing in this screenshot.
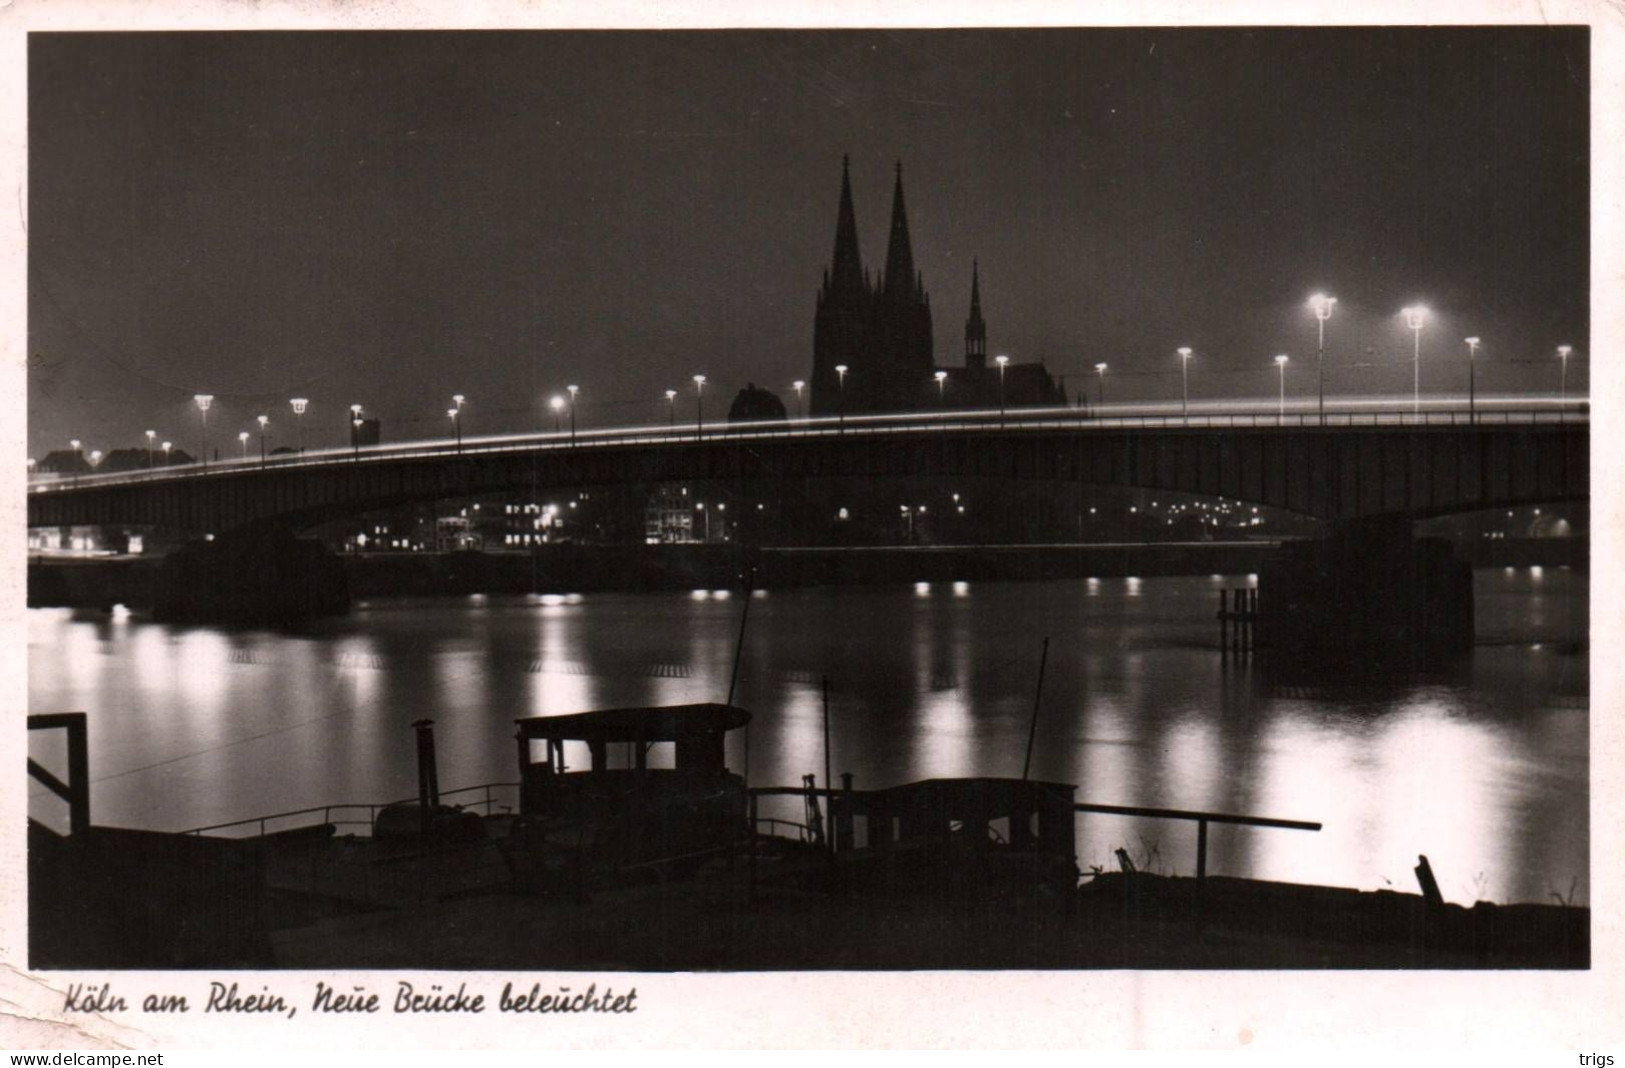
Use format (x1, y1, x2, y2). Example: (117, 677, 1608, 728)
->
(29, 400, 1589, 494)
(1074, 802, 1321, 880)
(183, 781, 520, 838)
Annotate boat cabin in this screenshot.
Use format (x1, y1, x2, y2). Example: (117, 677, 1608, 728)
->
(506, 704, 752, 888)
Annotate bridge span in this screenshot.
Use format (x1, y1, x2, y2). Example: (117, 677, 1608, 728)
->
(28, 405, 1587, 536)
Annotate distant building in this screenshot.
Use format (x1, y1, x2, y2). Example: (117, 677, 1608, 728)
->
(727, 383, 788, 424)
(809, 157, 1063, 416)
(645, 484, 696, 544)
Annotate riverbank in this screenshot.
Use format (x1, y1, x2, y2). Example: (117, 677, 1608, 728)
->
(25, 537, 1584, 609)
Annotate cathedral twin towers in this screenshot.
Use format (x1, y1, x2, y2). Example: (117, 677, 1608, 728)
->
(809, 157, 1062, 417)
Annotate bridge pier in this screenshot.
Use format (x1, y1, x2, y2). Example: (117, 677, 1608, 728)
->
(1256, 517, 1474, 666)
(153, 527, 349, 626)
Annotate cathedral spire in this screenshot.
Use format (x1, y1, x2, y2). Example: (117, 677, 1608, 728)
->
(964, 258, 987, 369)
(882, 160, 916, 300)
(828, 154, 865, 296)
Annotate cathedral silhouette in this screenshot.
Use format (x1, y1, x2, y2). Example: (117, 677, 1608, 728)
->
(809, 157, 1066, 417)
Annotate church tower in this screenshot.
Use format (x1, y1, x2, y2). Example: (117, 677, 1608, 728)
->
(811, 156, 871, 417)
(964, 259, 987, 369)
(811, 157, 935, 416)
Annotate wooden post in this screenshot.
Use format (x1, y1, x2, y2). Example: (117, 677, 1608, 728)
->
(1414, 854, 1444, 908)
(823, 676, 833, 853)
(1196, 819, 1208, 880)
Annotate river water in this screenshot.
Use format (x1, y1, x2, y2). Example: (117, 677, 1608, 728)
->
(27, 568, 1588, 906)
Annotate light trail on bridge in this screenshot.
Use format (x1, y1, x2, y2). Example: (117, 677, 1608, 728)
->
(29, 392, 1588, 494)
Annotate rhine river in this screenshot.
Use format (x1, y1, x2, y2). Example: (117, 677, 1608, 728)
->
(27, 568, 1587, 906)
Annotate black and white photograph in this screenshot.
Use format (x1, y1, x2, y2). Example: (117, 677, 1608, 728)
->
(7, 1, 1620, 1050)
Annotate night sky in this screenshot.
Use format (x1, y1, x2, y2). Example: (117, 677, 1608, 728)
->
(27, 28, 1588, 458)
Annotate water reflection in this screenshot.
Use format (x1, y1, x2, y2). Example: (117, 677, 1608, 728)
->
(26, 570, 1587, 903)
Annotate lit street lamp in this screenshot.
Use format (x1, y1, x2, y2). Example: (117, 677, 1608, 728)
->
(1274, 354, 1290, 424)
(256, 415, 269, 466)
(194, 394, 214, 467)
(448, 408, 461, 452)
(834, 365, 847, 432)
(693, 374, 707, 439)
(1308, 293, 1336, 425)
(238, 431, 250, 460)
(290, 398, 308, 456)
(145, 429, 156, 468)
(1464, 337, 1481, 423)
(1177, 348, 1193, 422)
(567, 384, 579, 443)
(549, 395, 565, 432)
(1557, 345, 1572, 406)
(792, 380, 806, 419)
(995, 354, 1010, 423)
(161, 441, 172, 465)
(695, 501, 712, 542)
(665, 389, 678, 428)
(1402, 305, 1429, 413)
(349, 404, 363, 451)
(1094, 362, 1107, 410)
(934, 370, 948, 405)
(89, 449, 102, 468)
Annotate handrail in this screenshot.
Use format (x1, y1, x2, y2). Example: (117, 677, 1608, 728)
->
(29, 403, 1589, 493)
(183, 781, 521, 837)
(1075, 801, 1320, 880)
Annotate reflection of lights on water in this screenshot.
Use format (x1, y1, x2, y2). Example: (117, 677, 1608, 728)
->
(952, 581, 969, 597)
(914, 582, 931, 596)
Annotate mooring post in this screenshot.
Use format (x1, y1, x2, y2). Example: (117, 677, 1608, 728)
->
(1414, 854, 1445, 909)
(66, 713, 90, 836)
(1196, 819, 1209, 880)
(413, 718, 438, 838)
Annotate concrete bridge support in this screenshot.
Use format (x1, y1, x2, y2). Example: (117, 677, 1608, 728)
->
(1256, 518, 1474, 666)
(153, 528, 348, 626)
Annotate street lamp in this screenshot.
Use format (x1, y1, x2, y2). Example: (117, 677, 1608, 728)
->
(1557, 345, 1572, 407)
(1308, 293, 1336, 425)
(934, 370, 948, 405)
(194, 394, 213, 467)
(238, 431, 249, 460)
(695, 501, 711, 542)
(89, 449, 102, 468)
(1094, 363, 1107, 410)
(549, 395, 565, 432)
(161, 441, 172, 465)
(1464, 337, 1481, 423)
(1177, 348, 1193, 422)
(567, 384, 579, 443)
(995, 354, 1010, 423)
(1402, 305, 1428, 414)
(145, 429, 156, 468)
(693, 374, 707, 439)
(448, 408, 461, 453)
(792, 380, 806, 420)
(290, 398, 308, 456)
(665, 389, 678, 428)
(351, 418, 363, 459)
(834, 365, 847, 431)
(1274, 354, 1290, 424)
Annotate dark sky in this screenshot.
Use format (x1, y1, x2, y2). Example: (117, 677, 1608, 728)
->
(28, 28, 1588, 457)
